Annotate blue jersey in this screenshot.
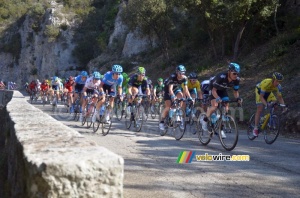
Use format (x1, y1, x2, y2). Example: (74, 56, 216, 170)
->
(102, 71, 123, 87)
(75, 75, 86, 85)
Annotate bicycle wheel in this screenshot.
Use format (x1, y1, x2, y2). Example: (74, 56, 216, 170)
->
(197, 113, 212, 145)
(159, 117, 169, 136)
(264, 115, 280, 144)
(218, 115, 238, 151)
(86, 107, 95, 129)
(115, 103, 123, 121)
(173, 108, 186, 140)
(134, 107, 144, 132)
(247, 113, 257, 140)
(150, 104, 156, 119)
(125, 112, 132, 129)
(102, 115, 112, 136)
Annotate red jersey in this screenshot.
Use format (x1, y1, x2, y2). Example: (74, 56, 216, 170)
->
(40, 83, 49, 91)
(29, 82, 36, 90)
(64, 81, 74, 92)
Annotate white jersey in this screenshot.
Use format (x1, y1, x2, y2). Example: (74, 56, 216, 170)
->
(84, 77, 100, 90)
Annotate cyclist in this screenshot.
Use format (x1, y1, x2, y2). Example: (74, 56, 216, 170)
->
(64, 76, 75, 111)
(151, 78, 164, 112)
(92, 65, 123, 123)
(126, 67, 150, 114)
(252, 72, 287, 136)
(50, 76, 62, 105)
(40, 79, 50, 103)
(159, 65, 193, 131)
(73, 71, 89, 109)
(201, 63, 242, 139)
(80, 72, 101, 122)
(28, 80, 37, 96)
(183, 72, 203, 100)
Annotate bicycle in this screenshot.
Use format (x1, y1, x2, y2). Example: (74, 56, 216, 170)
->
(52, 91, 59, 112)
(114, 95, 126, 121)
(81, 94, 97, 129)
(247, 102, 287, 144)
(141, 95, 151, 121)
(159, 98, 186, 140)
(41, 91, 48, 106)
(150, 94, 164, 119)
(198, 99, 240, 151)
(125, 94, 146, 132)
(92, 95, 113, 135)
(184, 99, 203, 135)
(72, 93, 82, 121)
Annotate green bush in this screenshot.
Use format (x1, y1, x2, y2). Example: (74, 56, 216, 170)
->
(44, 25, 60, 41)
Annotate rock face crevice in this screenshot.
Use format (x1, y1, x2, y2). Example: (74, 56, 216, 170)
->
(0, 91, 124, 198)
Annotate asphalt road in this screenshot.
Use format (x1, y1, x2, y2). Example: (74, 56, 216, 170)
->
(30, 99, 300, 198)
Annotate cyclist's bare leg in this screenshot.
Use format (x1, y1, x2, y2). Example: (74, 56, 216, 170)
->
(160, 100, 171, 121)
(254, 104, 264, 128)
(206, 99, 218, 118)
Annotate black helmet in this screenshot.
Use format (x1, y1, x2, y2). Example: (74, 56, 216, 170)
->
(272, 72, 283, 81)
(188, 72, 198, 79)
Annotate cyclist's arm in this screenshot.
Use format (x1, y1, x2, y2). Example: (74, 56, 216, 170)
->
(117, 85, 122, 95)
(259, 93, 268, 106)
(168, 84, 174, 97)
(183, 85, 192, 99)
(211, 87, 219, 99)
(277, 94, 285, 106)
(82, 87, 87, 97)
(197, 89, 203, 100)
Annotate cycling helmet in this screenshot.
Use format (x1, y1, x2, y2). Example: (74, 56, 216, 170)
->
(80, 71, 88, 77)
(112, 65, 123, 73)
(157, 78, 163, 82)
(93, 71, 101, 80)
(188, 72, 198, 79)
(228, 63, 240, 73)
(122, 72, 128, 79)
(36, 79, 40, 83)
(272, 72, 284, 81)
(176, 65, 186, 72)
(53, 76, 58, 81)
(137, 67, 146, 74)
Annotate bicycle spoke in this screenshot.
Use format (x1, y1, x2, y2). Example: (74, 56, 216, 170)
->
(218, 115, 238, 151)
(264, 115, 280, 144)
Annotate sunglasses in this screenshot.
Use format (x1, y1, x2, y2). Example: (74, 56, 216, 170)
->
(178, 72, 185, 75)
(232, 72, 238, 76)
(139, 73, 145, 76)
(114, 73, 121, 75)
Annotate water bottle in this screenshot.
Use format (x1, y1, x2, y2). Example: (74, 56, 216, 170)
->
(100, 106, 105, 116)
(211, 113, 217, 124)
(169, 108, 175, 118)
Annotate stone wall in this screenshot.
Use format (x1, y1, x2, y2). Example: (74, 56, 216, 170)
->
(0, 91, 124, 198)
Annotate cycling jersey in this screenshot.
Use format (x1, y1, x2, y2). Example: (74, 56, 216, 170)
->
(40, 83, 49, 91)
(210, 72, 240, 91)
(182, 79, 201, 91)
(128, 74, 148, 89)
(29, 82, 37, 90)
(84, 77, 100, 90)
(154, 83, 164, 93)
(256, 78, 282, 96)
(101, 71, 123, 87)
(201, 80, 210, 95)
(64, 80, 74, 92)
(51, 79, 62, 91)
(255, 78, 282, 104)
(209, 72, 240, 100)
(74, 75, 87, 93)
(163, 73, 188, 100)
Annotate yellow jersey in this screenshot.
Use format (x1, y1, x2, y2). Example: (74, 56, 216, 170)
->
(257, 78, 282, 96)
(182, 79, 201, 91)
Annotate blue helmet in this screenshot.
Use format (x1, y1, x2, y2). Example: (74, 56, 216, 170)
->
(176, 65, 186, 72)
(112, 65, 123, 73)
(272, 72, 283, 81)
(228, 63, 240, 73)
(93, 71, 101, 80)
(80, 71, 88, 77)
